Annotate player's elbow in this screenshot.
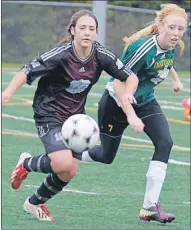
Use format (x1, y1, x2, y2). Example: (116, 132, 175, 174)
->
(128, 72, 139, 84)
(113, 79, 126, 94)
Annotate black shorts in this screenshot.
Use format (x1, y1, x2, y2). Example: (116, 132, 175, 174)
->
(98, 90, 163, 137)
(36, 124, 81, 160)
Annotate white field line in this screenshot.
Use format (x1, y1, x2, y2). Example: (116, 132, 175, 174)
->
(2, 82, 36, 88)
(2, 92, 188, 108)
(2, 82, 190, 103)
(2, 81, 191, 92)
(6, 97, 184, 110)
(93, 102, 184, 111)
(183, 201, 191, 205)
(79, 157, 190, 166)
(92, 92, 189, 101)
(156, 95, 187, 99)
(182, 78, 191, 82)
(23, 185, 191, 205)
(121, 136, 190, 152)
(11, 93, 188, 101)
(24, 185, 100, 195)
(5, 71, 191, 82)
(181, 88, 190, 93)
(2, 115, 190, 151)
(160, 105, 183, 110)
(156, 100, 182, 106)
(168, 159, 190, 166)
(2, 114, 35, 123)
(89, 93, 188, 105)
(2, 128, 190, 166)
(120, 147, 190, 166)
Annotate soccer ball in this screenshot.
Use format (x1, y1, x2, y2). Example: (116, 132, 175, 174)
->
(61, 114, 100, 153)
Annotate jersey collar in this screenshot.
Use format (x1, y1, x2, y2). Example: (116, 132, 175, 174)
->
(72, 41, 95, 63)
(153, 35, 170, 55)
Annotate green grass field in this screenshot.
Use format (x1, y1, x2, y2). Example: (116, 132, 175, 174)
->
(2, 68, 190, 229)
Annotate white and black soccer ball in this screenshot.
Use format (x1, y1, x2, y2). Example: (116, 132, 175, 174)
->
(61, 114, 100, 153)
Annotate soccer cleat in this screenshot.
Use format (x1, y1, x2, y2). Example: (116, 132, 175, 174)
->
(139, 204, 175, 223)
(11, 152, 32, 189)
(23, 198, 54, 221)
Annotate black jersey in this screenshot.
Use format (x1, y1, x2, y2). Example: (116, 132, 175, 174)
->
(21, 41, 132, 126)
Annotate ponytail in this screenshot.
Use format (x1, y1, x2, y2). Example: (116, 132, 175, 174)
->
(177, 40, 185, 56)
(59, 35, 73, 44)
(123, 4, 187, 55)
(123, 23, 158, 50)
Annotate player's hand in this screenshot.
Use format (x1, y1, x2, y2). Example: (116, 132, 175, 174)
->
(2, 91, 13, 105)
(127, 114, 145, 133)
(172, 80, 183, 95)
(118, 94, 137, 107)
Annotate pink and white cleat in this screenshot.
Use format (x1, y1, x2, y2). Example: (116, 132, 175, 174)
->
(139, 203, 175, 223)
(23, 198, 54, 221)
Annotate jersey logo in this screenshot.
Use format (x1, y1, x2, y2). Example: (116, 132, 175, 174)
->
(36, 124, 49, 137)
(116, 59, 123, 69)
(157, 65, 169, 79)
(161, 53, 166, 59)
(54, 132, 62, 142)
(79, 67, 86, 73)
(150, 65, 169, 85)
(65, 79, 91, 94)
(31, 59, 41, 68)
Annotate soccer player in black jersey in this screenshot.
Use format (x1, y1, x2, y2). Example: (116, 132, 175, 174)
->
(2, 10, 144, 221)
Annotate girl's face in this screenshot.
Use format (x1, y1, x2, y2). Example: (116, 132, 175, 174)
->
(71, 15, 97, 48)
(158, 14, 186, 49)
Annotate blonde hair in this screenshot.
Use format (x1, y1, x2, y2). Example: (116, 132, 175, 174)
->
(123, 4, 187, 55)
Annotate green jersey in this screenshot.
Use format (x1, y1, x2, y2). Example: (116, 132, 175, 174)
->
(106, 35, 175, 107)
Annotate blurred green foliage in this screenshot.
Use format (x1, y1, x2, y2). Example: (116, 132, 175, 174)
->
(2, 1, 190, 70)
(42, 0, 191, 11)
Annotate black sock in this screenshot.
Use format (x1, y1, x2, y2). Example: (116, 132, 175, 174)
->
(23, 154, 53, 173)
(29, 173, 69, 205)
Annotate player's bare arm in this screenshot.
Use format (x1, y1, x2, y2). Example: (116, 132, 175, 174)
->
(2, 72, 27, 105)
(113, 74, 138, 105)
(169, 67, 183, 94)
(113, 78, 144, 134)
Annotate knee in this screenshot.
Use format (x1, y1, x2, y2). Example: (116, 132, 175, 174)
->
(67, 167, 78, 178)
(49, 150, 73, 173)
(156, 138, 173, 152)
(153, 138, 173, 163)
(57, 157, 80, 181)
(58, 168, 78, 181)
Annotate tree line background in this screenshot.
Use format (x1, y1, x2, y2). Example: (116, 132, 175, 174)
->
(44, 0, 190, 11)
(2, 0, 190, 70)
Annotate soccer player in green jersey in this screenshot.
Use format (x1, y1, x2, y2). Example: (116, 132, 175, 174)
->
(82, 4, 188, 223)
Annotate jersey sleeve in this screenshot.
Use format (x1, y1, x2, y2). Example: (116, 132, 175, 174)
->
(121, 39, 154, 74)
(20, 45, 66, 85)
(97, 45, 133, 81)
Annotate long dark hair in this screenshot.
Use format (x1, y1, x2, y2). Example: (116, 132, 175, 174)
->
(59, 9, 98, 44)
